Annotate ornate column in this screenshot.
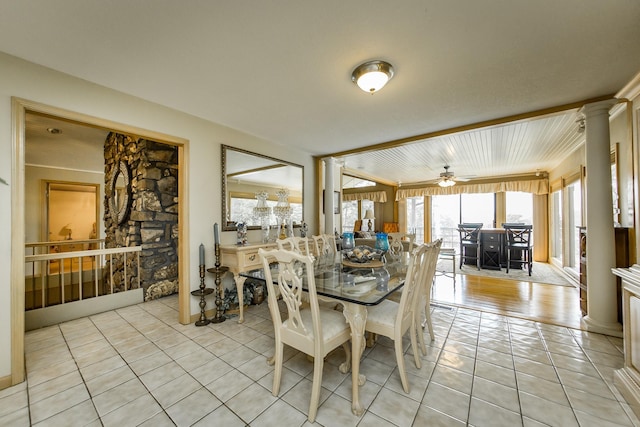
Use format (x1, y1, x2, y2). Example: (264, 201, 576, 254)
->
(323, 157, 336, 235)
(581, 99, 622, 336)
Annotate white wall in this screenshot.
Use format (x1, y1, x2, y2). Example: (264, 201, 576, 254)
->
(0, 51, 316, 381)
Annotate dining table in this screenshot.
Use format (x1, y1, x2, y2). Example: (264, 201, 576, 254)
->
(241, 251, 410, 417)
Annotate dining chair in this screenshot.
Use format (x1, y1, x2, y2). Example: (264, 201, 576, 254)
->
(386, 232, 415, 260)
(457, 223, 483, 270)
(503, 224, 533, 275)
(415, 239, 442, 355)
(276, 236, 312, 256)
(258, 248, 351, 423)
(363, 243, 429, 393)
(312, 234, 337, 256)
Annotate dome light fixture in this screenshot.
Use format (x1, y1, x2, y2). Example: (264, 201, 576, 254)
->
(351, 60, 395, 94)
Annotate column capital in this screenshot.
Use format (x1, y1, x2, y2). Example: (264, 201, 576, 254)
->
(322, 156, 336, 163)
(579, 99, 620, 118)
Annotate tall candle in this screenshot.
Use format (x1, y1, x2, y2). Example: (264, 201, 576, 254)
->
(199, 243, 205, 265)
(214, 223, 220, 245)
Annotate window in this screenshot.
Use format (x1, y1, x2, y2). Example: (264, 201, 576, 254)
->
(406, 197, 424, 244)
(461, 193, 495, 228)
(566, 180, 581, 271)
(431, 193, 495, 248)
(342, 200, 358, 233)
(431, 195, 460, 248)
(505, 192, 533, 225)
(550, 189, 562, 263)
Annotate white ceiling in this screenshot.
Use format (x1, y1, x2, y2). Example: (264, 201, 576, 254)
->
(5, 1, 640, 185)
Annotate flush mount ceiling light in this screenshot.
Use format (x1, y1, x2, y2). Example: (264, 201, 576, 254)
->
(46, 127, 62, 134)
(351, 60, 395, 94)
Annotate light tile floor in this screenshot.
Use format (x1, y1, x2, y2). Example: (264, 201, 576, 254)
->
(2, 294, 639, 426)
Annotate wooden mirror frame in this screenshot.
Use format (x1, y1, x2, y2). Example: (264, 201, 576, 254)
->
(221, 145, 304, 232)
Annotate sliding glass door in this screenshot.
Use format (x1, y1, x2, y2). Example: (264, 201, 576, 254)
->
(430, 193, 495, 248)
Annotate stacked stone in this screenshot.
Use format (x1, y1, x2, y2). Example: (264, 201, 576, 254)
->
(104, 134, 179, 300)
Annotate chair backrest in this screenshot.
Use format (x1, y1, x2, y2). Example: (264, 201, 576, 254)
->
(457, 223, 483, 243)
(504, 224, 533, 246)
(387, 232, 416, 259)
(258, 248, 322, 349)
(395, 243, 430, 328)
(353, 219, 363, 232)
(420, 239, 443, 285)
(277, 236, 312, 256)
(501, 222, 524, 227)
(312, 234, 337, 256)
(416, 239, 442, 302)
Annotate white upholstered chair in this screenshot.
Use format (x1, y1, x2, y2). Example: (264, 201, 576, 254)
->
(387, 232, 416, 258)
(363, 243, 431, 393)
(258, 248, 351, 423)
(415, 239, 442, 355)
(276, 236, 312, 256)
(312, 234, 337, 256)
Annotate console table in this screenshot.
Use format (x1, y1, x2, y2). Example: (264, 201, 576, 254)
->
(612, 265, 640, 418)
(219, 242, 276, 323)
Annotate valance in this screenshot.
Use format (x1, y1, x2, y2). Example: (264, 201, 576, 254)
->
(396, 179, 549, 200)
(343, 190, 388, 203)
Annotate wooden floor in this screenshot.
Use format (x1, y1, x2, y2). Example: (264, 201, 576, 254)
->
(431, 271, 583, 330)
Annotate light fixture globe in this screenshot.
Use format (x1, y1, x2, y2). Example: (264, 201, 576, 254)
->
(438, 178, 455, 188)
(351, 60, 394, 94)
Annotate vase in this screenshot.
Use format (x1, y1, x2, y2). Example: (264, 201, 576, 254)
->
(342, 232, 355, 251)
(260, 217, 270, 243)
(375, 232, 389, 252)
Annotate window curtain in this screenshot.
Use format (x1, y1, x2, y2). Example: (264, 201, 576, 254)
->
(343, 190, 388, 203)
(396, 178, 549, 200)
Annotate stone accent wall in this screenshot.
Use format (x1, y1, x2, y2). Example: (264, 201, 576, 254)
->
(104, 133, 179, 300)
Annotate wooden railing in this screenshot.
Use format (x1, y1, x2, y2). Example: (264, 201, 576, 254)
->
(24, 240, 141, 310)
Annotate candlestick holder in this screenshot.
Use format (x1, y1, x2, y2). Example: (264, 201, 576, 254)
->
(191, 264, 214, 326)
(207, 243, 229, 324)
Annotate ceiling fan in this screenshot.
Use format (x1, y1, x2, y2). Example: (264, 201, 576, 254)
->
(436, 165, 470, 187)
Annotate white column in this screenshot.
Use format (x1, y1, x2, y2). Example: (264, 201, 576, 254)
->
(581, 99, 622, 336)
(324, 157, 335, 235)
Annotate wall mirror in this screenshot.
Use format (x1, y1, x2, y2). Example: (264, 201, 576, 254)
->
(222, 145, 303, 231)
(109, 160, 131, 224)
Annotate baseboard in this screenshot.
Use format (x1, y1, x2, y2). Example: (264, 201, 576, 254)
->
(0, 374, 14, 391)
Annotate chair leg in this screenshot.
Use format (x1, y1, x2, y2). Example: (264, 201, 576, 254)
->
(307, 355, 324, 423)
(506, 249, 510, 273)
(272, 341, 284, 396)
(341, 342, 351, 372)
(410, 323, 422, 370)
(418, 315, 427, 356)
(395, 337, 410, 393)
(424, 301, 435, 341)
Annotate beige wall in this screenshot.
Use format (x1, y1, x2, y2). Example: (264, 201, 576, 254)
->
(0, 51, 315, 382)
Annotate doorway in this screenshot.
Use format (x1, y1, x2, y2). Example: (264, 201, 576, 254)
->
(11, 98, 190, 386)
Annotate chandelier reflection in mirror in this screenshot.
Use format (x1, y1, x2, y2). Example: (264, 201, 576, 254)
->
(253, 191, 272, 243)
(273, 189, 293, 239)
